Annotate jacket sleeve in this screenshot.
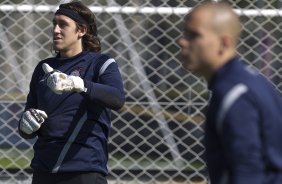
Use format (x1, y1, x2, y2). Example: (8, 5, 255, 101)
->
(219, 93, 264, 184)
(83, 60, 125, 111)
(18, 64, 41, 139)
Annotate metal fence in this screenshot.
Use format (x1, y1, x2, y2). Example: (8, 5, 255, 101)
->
(0, 0, 281, 183)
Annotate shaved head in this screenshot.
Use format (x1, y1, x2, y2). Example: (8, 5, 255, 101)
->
(178, 2, 241, 80)
(186, 2, 241, 46)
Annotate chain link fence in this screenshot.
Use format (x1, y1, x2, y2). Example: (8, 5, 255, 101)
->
(0, 0, 281, 183)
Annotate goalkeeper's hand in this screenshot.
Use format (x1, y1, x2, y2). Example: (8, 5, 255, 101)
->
(42, 63, 86, 94)
(19, 109, 48, 134)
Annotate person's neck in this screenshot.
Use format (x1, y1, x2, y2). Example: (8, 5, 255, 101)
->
(60, 47, 83, 58)
(203, 72, 214, 83)
(204, 51, 236, 82)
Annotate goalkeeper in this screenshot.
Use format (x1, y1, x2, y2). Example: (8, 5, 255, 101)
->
(18, 1, 125, 184)
(178, 2, 282, 184)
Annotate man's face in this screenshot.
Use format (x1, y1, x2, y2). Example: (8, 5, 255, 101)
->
(52, 15, 81, 53)
(178, 10, 221, 75)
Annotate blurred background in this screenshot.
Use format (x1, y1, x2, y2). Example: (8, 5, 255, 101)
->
(0, 0, 281, 183)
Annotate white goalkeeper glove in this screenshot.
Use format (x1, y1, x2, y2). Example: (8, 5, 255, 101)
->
(42, 63, 86, 94)
(19, 108, 48, 134)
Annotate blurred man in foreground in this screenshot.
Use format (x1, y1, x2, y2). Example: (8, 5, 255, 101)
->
(178, 2, 282, 184)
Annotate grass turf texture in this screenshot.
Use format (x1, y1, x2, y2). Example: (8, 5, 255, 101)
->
(0, 148, 207, 183)
(0, 148, 204, 171)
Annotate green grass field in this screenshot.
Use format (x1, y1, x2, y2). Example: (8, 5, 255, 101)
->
(0, 148, 206, 184)
(0, 148, 33, 169)
(0, 148, 204, 171)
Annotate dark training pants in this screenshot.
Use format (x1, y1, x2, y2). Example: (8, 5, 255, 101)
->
(32, 171, 108, 184)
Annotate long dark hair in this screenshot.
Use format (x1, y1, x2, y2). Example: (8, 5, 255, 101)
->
(59, 1, 101, 52)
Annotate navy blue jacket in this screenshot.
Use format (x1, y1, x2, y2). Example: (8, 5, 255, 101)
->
(18, 51, 125, 175)
(206, 57, 282, 184)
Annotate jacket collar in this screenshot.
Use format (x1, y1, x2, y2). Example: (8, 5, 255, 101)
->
(208, 56, 240, 90)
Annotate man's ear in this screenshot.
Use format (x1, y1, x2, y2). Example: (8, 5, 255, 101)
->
(78, 26, 87, 38)
(219, 34, 232, 55)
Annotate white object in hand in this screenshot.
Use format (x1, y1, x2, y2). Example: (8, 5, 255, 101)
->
(19, 108, 48, 134)
(42, 63, 86, 94)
